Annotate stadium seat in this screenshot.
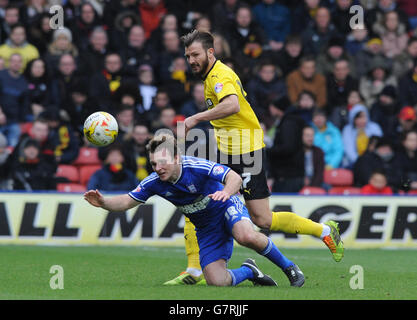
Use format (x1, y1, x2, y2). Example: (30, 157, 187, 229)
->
(324, 169, 354, 186)
(299, 186, 327, 195)
(57, 183, 86, 192)
(79, 165, 102, 186)
(56, 164, 80, 183)
(328, 187, 361, 195)
(72, 147, 101, 166)
(407, 190, 417, 195)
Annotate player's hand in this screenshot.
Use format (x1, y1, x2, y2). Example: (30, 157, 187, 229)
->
(84, 189, 105, 208)
(184, 115, 199, 133)
(208, 191, 231, 202)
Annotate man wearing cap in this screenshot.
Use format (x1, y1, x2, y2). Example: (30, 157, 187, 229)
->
(355, 37, 391, 78)
(398, 59, 417, 108)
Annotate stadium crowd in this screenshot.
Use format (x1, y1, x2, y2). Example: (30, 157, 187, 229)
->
(0, 0, 416, 195)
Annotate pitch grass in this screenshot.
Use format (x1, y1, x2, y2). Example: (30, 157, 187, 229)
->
(0, 245, 416, 300)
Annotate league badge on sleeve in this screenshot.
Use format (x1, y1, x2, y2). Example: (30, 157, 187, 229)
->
(214, 83, 223, 93)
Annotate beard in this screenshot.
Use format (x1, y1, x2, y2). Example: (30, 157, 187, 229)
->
(190, 54, 210, 78)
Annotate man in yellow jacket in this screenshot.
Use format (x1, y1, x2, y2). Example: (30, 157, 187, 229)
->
(0, 24, 39, 72)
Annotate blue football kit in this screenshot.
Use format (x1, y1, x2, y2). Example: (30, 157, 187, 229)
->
(128, 156, 251, 269)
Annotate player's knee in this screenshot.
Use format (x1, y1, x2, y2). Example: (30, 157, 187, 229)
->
(205, 273, 228, 286)
(234, 231, 258, 248)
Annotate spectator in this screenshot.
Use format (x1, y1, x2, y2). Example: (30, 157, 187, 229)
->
(0, 5, 20, 44)
(360, 168, 394, 195)
(152, 106, 176, 133)
(295, 90, 317, 124)
(157, 30, 183, 84)
(63, 0, 83, 26)
(139, 0, 167, 40)
(342, 104, 383, 168)
(291, 0, 320, 34)
(372, 10, 409, 59)
(78, 26, 109, 76)
(397, 0, 417, 28)
(0, 132, 11, 190)
(0, 53, 29, 146)
(24, 58, 57, 121)
(27, 12, 54, 56)
(89, 52, 129, 110)
(331, 0, 355, 36)
(51, 53, 86, 110)
(10, 138, 57, 191)
(397, 130, 417, 191)
(301, 6, 340, 55)
(45, 27, 79, 75)
(286, 56, 327, 109)
(38, 110, 80, 164)
(316, 36, 357, 77)
(102, 0, 140, 29)
(252, 0, 291, 51)
(266, 96, 306, 193)
(246, 60, 286, 124)
(10, 118, 56, 172)
(136, 64, 157, 115)
(193, 15, 212, 33)
(398, 58, 417, 107)
(163, 56, 191, 109)
(369, 85, 400, 142)
(267, 34, 303, 78)
(70, 2, 102, 51)
(211, 0, 240, 31)
(359, 55, 397, 107)
(149, 13, 179, 52)
(366, 0, 410, 34)
(390, 106, 417, 148)
(311, 109, 344, 169)
(355, 37, 391, 78)
(146, 89, 172, 129)
(354, 137, 403, 191)
(88, 143, 139, 192)
(0, 23, 39, 72)
(180, 82, 206, 118)
(115, 104, 135, 140)
(392, 37, 417, 78)
(302, 125, 325, 188)
(121, 25, 158, 77)
(345, 23, 370, 56)
(122, 122, 153, 181)
(109, 10, 141, 51)
(212, 33, 232, 61)
(326, 59, 359, 128)
(20, 0, 49, 28)
(225, 4, 266, 62)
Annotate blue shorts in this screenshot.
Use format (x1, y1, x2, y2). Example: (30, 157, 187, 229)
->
(196, 197, 251, 270)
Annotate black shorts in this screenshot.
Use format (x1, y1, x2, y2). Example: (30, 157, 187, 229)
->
(217, 148, 270, 201)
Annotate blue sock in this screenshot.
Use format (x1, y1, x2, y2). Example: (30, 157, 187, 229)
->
(260, 238, 294, 270)
(227, 266, 254, 286)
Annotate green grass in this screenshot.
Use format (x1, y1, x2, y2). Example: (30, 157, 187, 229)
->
(0, 245, 416, 300)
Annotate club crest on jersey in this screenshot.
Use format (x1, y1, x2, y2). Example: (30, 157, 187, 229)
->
(212, 165, 225, 175)
(214, 83, 223, 93)
(187, 184, 197, 193)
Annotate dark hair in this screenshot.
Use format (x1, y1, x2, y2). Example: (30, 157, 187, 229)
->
(181, 30, 214, 51)
(370, 168, 387, 177)
(146, 134, 179, 158)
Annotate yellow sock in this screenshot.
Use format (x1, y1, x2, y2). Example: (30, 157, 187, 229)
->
(184, 217, 201, 270)
(270, 211, 323, 238)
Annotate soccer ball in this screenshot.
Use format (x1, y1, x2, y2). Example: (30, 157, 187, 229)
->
(83, 111, 118, 147)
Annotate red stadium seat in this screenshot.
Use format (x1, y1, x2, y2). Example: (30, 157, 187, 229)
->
(73, 147, 101, 166)
(79, 165, 102, 186)
(56, 164, 80, 183)
(299, 186, 327, 195)
(324, 169, 354, 186)
(57, 183, 86, 192)
(328, 187, 361, 195)
(407, 190, 417, 195)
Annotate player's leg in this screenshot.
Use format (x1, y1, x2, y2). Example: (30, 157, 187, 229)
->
(231, 218, 304, 287)
(163, 217, 205, 285)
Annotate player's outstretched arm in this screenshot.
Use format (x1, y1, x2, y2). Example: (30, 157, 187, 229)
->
(84, 189, 139, 212)
(209, 169, 242, 202)
(185, 94, 239, 131)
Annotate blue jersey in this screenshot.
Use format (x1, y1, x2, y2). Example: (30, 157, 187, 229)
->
(128, 156, 242, 229)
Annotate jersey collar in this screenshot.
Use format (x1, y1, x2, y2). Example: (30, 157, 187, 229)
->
(202, 59, 218, 81)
